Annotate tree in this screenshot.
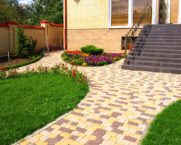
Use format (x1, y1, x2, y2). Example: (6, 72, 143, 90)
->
(15, 27, 37, 58)
(0, 0, 29, 24)
(27, 0, 63, 25)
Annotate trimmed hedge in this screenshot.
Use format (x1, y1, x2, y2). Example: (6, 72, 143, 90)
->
(5, 52, 43, 70)
(81, 45, 104, 55)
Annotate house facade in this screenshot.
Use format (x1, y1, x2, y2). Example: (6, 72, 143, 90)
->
(64, 0, 181, 53)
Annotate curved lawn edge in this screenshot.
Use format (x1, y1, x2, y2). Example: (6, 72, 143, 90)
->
(141, 100, 181, 145)
(0, 72, 89, 145)
(5, 52, 44, 70)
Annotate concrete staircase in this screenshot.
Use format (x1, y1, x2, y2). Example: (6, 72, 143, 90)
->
(122, 24, 181, 74)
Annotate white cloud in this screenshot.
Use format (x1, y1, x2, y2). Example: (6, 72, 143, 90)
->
(18, 0, 32, 5)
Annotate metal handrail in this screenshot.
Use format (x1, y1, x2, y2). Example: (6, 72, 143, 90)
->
(124, 4, 152, 55)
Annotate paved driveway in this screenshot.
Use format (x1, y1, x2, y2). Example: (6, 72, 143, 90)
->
(16, 51, 181, 145)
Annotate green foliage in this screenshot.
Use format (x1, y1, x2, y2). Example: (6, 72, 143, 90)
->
(5, 52, 43, 70)
(81, 45, 104, 55)
(0, 66, 89, 145)
(15, 27, 37, 58)
(27, 0, 63, 25)
(0, 0, 29, 24)
(142, 100, 181, 145)
(0, 70, 6, 80)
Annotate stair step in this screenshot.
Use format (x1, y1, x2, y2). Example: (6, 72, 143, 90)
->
(146, 39, 181, 43)
(126, 56, 181, 63)
(125, 59, 181, 68)
(144, 42, 181, 46)
(149, 33, 181, 37)
(142, 45, 181, 50)
(122, 64, 181, 74)
(148, 36, 181, 39)
(140, 52, 181, 58)
(141, 49, 181, 54)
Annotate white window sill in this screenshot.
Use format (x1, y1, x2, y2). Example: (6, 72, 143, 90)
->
(109, 26, 143, 29)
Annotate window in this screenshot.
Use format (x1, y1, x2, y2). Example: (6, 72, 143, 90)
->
(110, 0, 153, 27)
(111, 0, 129, 26)
(133, 0, 152, 25)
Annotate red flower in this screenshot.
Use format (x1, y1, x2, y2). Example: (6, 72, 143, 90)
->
(0, 67, 6, 71)
(65, 67, 68, 70)
(14, 71, 17, 75)
(70, 62, 74, 65)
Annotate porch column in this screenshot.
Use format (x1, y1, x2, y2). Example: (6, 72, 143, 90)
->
(129, 0, 133, 26)
(152, 0, 157, 24)
(167, 0, 171, 23)
(179, 0, 181, 23)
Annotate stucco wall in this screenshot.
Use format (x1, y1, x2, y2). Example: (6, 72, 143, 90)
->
(0, 27, 9, 56)
(24, 28, 45, 51)
(0, 22, 63, 57)
(67, 28, 141, 53)
(67, 0, 109, 29)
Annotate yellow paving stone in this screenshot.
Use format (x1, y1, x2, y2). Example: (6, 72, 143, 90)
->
(55, 141, 64, 145)
(86, 126, 97, 131)
(20, 140, 30, 145)
(34, 134, 43, 139)
(61, 132, 71, 138)
(69, 126, 77, 130)
(106, 131, 118, 137)
(51, 124, 61, 130)
(48, 133, 57, 138)
(78, 133, 86, 137)
(62, 139, 74, 144)
(35, 140, 48, 145)
(84, 135, 96, 140)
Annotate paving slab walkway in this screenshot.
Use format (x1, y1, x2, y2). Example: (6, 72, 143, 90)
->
(16, 51, 181, 145)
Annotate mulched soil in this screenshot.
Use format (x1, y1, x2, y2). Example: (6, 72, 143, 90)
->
(0, 58, 31, 68)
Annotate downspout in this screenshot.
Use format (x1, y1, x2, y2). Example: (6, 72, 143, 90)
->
(8, 26, 10, 61)
(64, 0, 67, 50)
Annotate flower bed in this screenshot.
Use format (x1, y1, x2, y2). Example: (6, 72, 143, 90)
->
(62, 51, 123, 66)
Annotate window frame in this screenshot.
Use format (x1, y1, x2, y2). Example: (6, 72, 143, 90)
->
(109, 0, 157, 28)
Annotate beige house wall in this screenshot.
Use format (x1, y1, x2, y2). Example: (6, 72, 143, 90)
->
(171, 0, 179, 23)
(67, 0, 109, 29)
(67, 28, 141, 53)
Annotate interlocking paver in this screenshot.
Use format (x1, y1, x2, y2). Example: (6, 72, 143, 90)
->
(15, 51, 181, 145)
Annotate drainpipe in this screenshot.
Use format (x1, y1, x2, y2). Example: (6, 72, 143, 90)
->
(64, 0, 67, 50)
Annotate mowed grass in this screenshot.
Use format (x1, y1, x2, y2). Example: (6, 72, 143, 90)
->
(0, 73, 89, 145)
(142, 100, 181, 145)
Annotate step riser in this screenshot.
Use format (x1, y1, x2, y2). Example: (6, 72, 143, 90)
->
(125, 60, 181, 68)
(142, 46, 181, 50)
(142, 49, 181, 53)
(146, 39, 181, 43)
(126, 57, 181, 63)
(148, 36, 181, 39)
(122, 65, 181, 74)
(141, 53, 181, 58)
(144, 43, 181, 46)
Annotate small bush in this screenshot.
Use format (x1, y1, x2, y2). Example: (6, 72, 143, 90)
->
(15, 27, 37, 58)
(81, 45, 104, 55)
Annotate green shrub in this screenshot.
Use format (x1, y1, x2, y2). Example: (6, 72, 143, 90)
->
(81, 45, 104, 55)
(15, 27, 37, 58)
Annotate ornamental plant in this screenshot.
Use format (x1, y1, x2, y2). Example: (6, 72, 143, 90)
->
(81, 45, 104, 55)
(15, 27, 37, 58)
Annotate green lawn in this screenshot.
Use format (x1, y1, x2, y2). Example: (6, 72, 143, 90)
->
(0, 73, 89, 145)
(141, 100, 181, 145)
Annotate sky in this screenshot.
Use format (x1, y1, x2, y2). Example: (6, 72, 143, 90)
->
(18, 0, 33, 5)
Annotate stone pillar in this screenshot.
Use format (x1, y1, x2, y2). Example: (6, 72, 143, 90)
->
(40, 20, 51, 51)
